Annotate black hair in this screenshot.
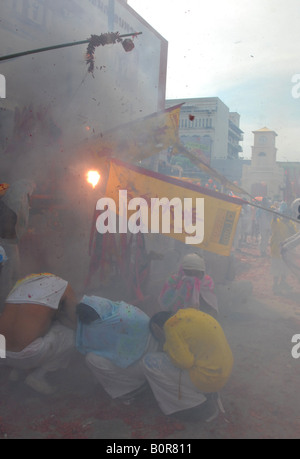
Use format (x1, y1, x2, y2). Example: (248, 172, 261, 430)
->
(76, 303, 100, 324)
(149, 311, 172, 331)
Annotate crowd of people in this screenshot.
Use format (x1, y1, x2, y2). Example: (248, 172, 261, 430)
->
(0, 180, 298, 425)
(0, 234, 233, 423)
(233, 197, 299, 294)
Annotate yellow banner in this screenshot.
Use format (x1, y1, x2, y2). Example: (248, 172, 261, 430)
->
(83, 104, 183, 163)
(80, 103, 254, 200)
(100, 159, 243, 256)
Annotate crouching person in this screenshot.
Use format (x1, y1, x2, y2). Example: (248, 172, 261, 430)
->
(142, 308, 234, 422)
(76, 296, 158, 404)
(0, 273, 78, 395)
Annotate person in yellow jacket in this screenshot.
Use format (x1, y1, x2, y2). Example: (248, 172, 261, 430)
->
(142, 308, 233, 422)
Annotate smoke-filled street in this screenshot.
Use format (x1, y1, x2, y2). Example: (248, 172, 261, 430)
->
(0, 240, 299, 439)
(0, 0, 300, 442)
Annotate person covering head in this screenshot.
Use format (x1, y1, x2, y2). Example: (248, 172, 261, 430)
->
(159, 252, 218, 316)
(143, 308, 234, 418)
(76, 295, 151, 368)
(0, 273, 78, 395)
(149, 308, 233, 392)
(75, 296, 159, 402)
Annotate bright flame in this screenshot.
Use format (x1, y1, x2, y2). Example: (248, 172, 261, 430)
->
(87, 170, 100, 188)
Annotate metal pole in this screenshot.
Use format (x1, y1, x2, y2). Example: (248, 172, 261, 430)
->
(0, 32, 142, 63)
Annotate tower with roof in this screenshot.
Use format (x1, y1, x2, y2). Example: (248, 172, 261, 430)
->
(241, 127, 284, 199)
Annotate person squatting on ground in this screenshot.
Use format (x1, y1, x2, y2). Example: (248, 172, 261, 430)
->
(158, 253, 219, 318)
(0, 273, 78, 394)
(142, 308, 234, 422)
(76, 296, 159, 404)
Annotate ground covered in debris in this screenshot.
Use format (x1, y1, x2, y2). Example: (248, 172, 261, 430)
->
(0, 243, 299, 439)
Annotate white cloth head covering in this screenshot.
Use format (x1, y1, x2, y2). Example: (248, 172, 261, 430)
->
(5, 273, 68, 309)
(181, 253, 206, 271)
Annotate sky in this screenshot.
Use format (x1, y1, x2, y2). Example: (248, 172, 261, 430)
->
(127, 0, 300, 161)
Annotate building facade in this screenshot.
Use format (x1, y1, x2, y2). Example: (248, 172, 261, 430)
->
(241, 127, 285, 199)
(166, 97, 244, 164)
(0, 0, 168, 291)
(0, 0, 168, 157)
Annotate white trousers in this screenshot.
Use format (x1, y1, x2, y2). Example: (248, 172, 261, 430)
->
(85, 335, 158, 399)
(0, 322, 75, 374)
(142, 352, 207, 415)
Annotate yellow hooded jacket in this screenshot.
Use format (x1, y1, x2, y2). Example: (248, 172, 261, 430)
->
(163, 308, 233, 393)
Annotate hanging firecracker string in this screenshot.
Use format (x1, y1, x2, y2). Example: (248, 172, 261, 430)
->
(0, 31, 142, 70)
(85, 32, 139, 74)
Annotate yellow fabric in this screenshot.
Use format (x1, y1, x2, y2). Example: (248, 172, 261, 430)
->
(104, 159, 242, 257)
(83, 104, 183, 163)
(163, 308, 234, 393)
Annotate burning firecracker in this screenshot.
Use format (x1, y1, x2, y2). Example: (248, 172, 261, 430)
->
(86, 32, 136, 74)
(86, 170, 101, 188)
